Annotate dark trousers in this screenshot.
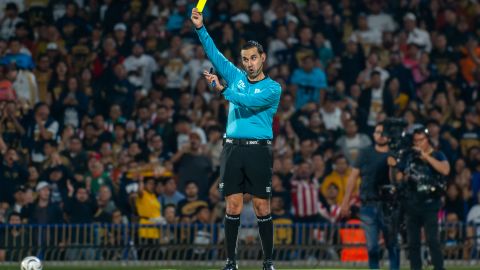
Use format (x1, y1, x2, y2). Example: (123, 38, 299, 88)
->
(406, 201, 444, 270)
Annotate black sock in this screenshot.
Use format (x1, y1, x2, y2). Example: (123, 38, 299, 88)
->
(257, 214, 273, 261)
(224, 214, 240, 262)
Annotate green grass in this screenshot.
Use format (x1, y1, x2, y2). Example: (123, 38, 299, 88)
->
(0, 267, 478, 270)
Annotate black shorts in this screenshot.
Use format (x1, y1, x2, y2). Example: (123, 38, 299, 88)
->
(219, 140, 273, 199)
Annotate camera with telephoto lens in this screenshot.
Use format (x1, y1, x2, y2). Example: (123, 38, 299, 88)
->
(383, 118, 445, 199)
(382, 118, 415, 162)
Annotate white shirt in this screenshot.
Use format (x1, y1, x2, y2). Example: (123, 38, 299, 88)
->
(467, 205, 480, 245)
(186, 58, 212, 91)
(0, 1, 25, 18)
(268, 39, 288, 67)
(367, 13, 397, 32)
(123, 54, 158, 91)
(353, 29, 382, 46)
(368, 88, 383, 126)
(320, 107, 343, 130)
(407, 28, 432, 52)
(13, 70, 39, 105)
(0, 16, 23, 39)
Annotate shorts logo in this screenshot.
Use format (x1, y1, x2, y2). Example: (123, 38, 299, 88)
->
(237, 80, 245, 90)
(226, 139, 233, 144)
(219, 182, 224, 189)
(266, 186, 271, 193)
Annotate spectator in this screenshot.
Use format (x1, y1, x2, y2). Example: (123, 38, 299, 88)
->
(0, 101, 25, 147)
(21, 181, 63, 224)
(96, 185, 116, 216)
(0, 212, 31, 262)
(290, 160, 321, 223)
(0, 148, 28, 205)
(177, 181, 208, 218)
(335, 119, 371, 164)
(357, 70, 394, 133)
(123, 42, 157, 91)
(403, 12, 432, 52)
(321, 155, 358, 205)
(291, 55, 327, 109)
(135, 177, 163, 259)
(1, 38, 34, 70)
(158, 177, 185, 208)
(0, 3, 23, 40)
(172, 130, 212, 197)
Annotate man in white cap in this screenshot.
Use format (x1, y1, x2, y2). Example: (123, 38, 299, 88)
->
(113, 22, 132, 56)
(21, 181, 63, 224)
(403, 12, 432, 52)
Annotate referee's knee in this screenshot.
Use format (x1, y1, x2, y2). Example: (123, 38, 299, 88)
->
(253, 198, 271, 216)
(225, 194, 243, 215)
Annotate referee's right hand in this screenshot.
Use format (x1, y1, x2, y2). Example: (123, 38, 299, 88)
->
(191, 8, 203, 29)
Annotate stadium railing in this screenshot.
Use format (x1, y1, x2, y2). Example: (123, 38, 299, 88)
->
(0, 222, 478, 267)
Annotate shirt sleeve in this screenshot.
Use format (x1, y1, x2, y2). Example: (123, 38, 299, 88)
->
(195, 26, 244, 85)
(353, 149, 365, 169)
(222, 84, 281, 110)
(433, 151, 447, 162)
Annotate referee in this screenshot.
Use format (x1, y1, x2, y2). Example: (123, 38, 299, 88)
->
(191, 8, 282, 270)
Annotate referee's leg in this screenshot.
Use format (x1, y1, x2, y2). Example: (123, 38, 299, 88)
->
(224, 193, 243, 267)
(252, 196, 275, 269)
(243, 144, 275, 269)
(219, 144, 244, 269)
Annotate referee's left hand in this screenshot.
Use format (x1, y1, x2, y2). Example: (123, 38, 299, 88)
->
(203, 70, 224, 92)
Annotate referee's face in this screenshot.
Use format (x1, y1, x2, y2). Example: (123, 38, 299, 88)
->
(241, 47, 265, 79)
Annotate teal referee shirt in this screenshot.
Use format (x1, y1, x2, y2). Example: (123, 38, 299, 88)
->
(196, 26, 282, 139)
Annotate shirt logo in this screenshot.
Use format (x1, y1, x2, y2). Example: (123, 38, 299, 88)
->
(266, 186, 271, 193)
(219, 182, 224, 189)
(254, 88, 261, 94)
(237, 80, 245, 90)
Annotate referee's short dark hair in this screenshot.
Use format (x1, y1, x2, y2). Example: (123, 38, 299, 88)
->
(242, 40, 265, 54)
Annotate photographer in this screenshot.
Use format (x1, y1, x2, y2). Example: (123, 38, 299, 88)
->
(398, 127, 450, 270)
(340, 122, 400, 270)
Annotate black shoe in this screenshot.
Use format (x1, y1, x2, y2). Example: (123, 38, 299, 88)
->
(262, 260, 275, 270)
(222, 259, 238, 270)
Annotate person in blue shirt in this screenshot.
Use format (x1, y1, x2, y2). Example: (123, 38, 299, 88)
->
(290, 55, 327, 109)
(0, 38, 35, 70)
(191, 8, 281, 270)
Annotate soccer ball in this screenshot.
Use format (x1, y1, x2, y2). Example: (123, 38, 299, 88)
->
(20, 256, 42, 270)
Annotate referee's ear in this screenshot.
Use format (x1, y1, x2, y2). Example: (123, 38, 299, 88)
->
(261, 52, 266, 63)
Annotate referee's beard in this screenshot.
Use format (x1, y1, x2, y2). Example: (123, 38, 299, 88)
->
(246, 62, 264, 80)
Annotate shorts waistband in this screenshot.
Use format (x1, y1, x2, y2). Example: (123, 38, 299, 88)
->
(223, 138, 272, 146)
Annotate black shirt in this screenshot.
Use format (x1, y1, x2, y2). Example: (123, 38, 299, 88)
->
(354, 147, 390, 202)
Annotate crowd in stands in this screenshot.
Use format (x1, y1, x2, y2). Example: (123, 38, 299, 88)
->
(1, 0, 480, 260)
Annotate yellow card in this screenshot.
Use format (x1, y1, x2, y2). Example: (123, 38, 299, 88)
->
(196, 0, 207, 12)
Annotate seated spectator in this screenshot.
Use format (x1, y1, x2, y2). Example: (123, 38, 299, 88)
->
(335, 119, 371, 164)
(172, 130, 212, 198)
(158, 177, 185, 208)
(21, 181, 63, 224)
(321, 154, 358, 205)
(290, 55, 328, 109)
(177, 181, 209, 218)
(0, 212, 31, 262)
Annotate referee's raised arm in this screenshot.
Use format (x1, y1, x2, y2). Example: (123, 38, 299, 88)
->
(191, 8, 243, 85)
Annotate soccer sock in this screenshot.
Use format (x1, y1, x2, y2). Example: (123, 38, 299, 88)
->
(257, 214, 274, 261)
(224, 214, 240, 262)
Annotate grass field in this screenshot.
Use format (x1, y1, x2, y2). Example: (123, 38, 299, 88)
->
(0, 266, 479, 270)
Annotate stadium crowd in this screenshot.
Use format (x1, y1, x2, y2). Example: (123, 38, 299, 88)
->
(0, 0, 480, 261)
